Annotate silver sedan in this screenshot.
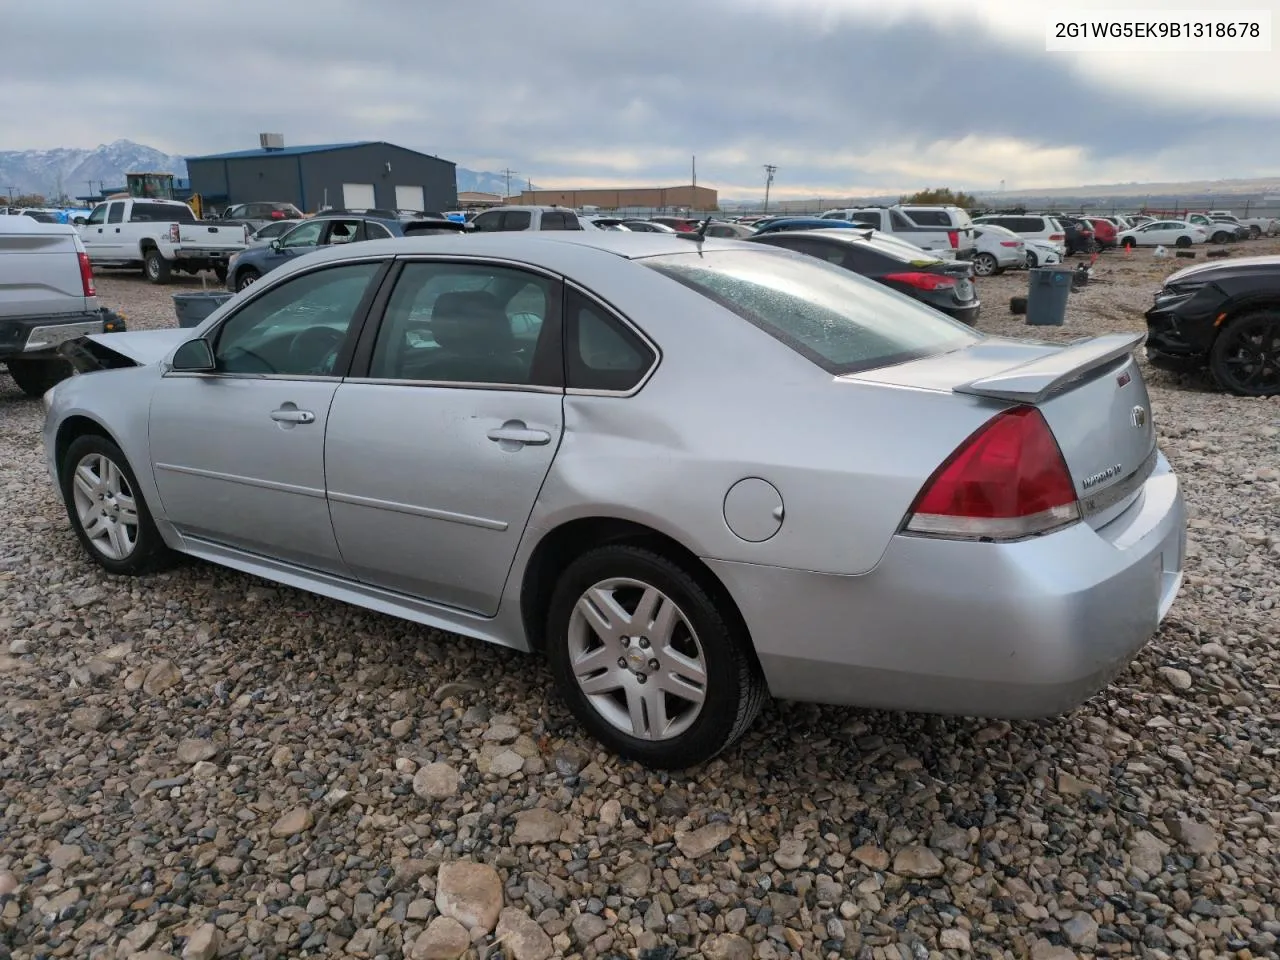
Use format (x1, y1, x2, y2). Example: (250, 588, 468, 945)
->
(43, 232, 1186, 768)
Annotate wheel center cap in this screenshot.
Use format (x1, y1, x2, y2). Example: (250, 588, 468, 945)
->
(627, 651, 647, 671)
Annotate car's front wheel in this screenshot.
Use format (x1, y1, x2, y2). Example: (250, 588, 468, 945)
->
(1175, 235, 1193, 249)
(545, 545, 766, 769)
(60, 434, 174, 575)
(235, 267, 260, 292)
(1209, 311, 1280, 397)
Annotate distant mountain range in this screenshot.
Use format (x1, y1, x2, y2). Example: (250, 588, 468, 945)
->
(0, 139, 528, 202)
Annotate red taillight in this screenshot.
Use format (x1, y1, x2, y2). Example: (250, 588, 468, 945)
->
(883, 271, 956, 291)
(78, 252, 95, 298)
(271, 210, 285, 219)
(1000, 240, 1020, 247)
(1049, 233, 1065, 241)
(947, 230, 959, 248)
(168, 223, 180, 243)
(903, 406, 1080, 540)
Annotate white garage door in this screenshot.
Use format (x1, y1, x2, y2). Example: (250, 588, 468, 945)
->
(342, 183, 376, 209)
(394, 185, 425, 211)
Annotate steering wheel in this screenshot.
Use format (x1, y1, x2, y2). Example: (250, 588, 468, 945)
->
(287, 326, 345, 375)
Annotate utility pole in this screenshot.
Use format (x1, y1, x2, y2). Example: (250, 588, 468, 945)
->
(762, 165, 777, 215)
(501, 168, 519, 200)
(5, 186, 15, 204)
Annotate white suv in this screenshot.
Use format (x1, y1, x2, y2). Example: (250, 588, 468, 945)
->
(820, 205, 977, 259)
(469, 206, 585, 232)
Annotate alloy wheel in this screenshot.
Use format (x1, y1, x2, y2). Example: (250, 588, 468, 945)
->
(71, 453, 139, 560)
(1214, 316, 1280, 396)
(566, 577, 708, 741)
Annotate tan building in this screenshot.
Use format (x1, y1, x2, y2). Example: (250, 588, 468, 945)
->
(456, 191, 503, 209)
(511, 184, 717, 211)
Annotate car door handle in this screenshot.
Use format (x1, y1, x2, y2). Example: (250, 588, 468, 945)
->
(487, 423, 551, 446)
(271, 407, 315, 424)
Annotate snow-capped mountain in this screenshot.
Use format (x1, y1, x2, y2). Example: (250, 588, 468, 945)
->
(0, 138, 532, 202)
(0, 140, 187, 200)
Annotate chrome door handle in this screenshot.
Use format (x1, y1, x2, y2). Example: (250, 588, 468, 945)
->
(487, 423, 551, 446)
(271, 408, 315, 424)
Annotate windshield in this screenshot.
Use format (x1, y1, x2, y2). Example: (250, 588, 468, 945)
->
(644, 249, 979, 375)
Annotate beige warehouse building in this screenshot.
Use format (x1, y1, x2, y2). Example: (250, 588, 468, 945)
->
(511, 184, 717, 210)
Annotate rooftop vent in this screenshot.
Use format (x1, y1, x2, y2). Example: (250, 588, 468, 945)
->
(258, 133, 285, 151)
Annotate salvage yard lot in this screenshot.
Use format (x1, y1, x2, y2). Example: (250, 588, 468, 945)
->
(1, 248, 1278, 960)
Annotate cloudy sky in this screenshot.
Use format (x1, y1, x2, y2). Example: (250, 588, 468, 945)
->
(4, 0, 1278, 198)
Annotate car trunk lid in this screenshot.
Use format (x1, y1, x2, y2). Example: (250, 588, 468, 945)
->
(849, 333, 1156, 527)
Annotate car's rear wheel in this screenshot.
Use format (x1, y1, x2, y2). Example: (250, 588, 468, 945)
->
(972, 252, 998, 277)
(1209, 311, 1280, 397)
(1175, 235, 1193, 249)
(6, 358, 72, 397)
(60, 434, 174, 575)
(235, 268, 260, 292)
(1211, 231, 1230, 244)
(545, 545, 765, 769)
(1024, 249, 1039, 268)
(1249, 225, 1262, 239)
(1122, 238, 1136, 250)
(213, 266, 228, 284)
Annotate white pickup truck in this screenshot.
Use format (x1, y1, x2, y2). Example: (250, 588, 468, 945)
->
(78, 198, 249, 284)
(819, 204, 978, 260)
(1206, 210, 1279, 239)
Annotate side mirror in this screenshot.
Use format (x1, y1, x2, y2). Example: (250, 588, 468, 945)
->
(73, 217, 87, 226)
(171, 338, 215, 372)
(270, 239, 282, 252)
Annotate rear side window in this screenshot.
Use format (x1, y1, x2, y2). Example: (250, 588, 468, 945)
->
(503, 211, 532, 231)
(645, 249, 978, 375)
(903, 209, 949, 227)
(131, 202, 196, 223)
(566, 290, 655, 392)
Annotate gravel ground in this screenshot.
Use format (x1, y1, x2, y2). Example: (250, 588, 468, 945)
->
(1, 247, 1278, 960)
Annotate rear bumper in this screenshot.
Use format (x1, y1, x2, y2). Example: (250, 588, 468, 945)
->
(944, 301, 982, 325)
(0, 310, 117, 359)
(707, 452, 1185, 718)
(172, 249, 242, 264)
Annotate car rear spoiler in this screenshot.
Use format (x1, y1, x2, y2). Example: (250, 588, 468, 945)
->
(954, 332, 1145, 404)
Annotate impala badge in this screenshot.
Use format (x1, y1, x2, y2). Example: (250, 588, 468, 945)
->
(1131, 405, 1147, 428)
(1083, 464, 1123, 490)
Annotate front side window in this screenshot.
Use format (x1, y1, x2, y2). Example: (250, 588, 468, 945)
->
(213, 262, 382, 376)
(85, 205, 107, 226)
(367, 261, 558, 385)
(566, 290, 655, 392)
(280, 220, 325, 248)
(470, 211, 503, 232)
(645, 249, 978, 375)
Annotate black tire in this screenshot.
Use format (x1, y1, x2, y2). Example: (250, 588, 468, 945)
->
(213, 266, 228, 284)
(544, 545, 766, 769)
(59, 434, 175, 575)
(6, 358, 72, 397)
(1175, 235, 1192, 249)
(235, 267, 260, 292)
(144, 249, 172, 284)
(972, 252, 998, 277)
(1024, 250, 1039, 268)
(1211, 231, 1229, 245)
(1010, 296, 1028, 315)
(1122, 237, 1136, 250)
(1209, 311, 1280, 397)
(1249, 225, 1262, 240)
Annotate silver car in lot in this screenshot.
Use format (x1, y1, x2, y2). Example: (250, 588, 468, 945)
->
(43, 232, 1186, 768)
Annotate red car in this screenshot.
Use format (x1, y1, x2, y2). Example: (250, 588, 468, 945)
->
(1086, 217, 1117, 250)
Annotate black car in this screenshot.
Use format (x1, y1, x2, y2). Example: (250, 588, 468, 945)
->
(1053, 215, 1097, 255)
(749, 228, 981, 324)
(1144, 254, 1280, 396)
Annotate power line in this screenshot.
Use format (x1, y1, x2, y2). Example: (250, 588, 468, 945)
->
(501, 168, 519, 199)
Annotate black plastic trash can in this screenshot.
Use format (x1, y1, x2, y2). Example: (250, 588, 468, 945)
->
(173, 292, 233, 329)
(1025, 265, 1073, 326)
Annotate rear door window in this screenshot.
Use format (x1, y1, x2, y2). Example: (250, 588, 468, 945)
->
(106, 203, 124, 224)
(644, 249, 978, 375)
(502, 211, 532, 231)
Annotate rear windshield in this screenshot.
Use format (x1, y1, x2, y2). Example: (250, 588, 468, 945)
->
(643, 249, 979, 375)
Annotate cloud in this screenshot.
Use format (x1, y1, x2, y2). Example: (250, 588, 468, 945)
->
(1, 0, 1277, 197)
